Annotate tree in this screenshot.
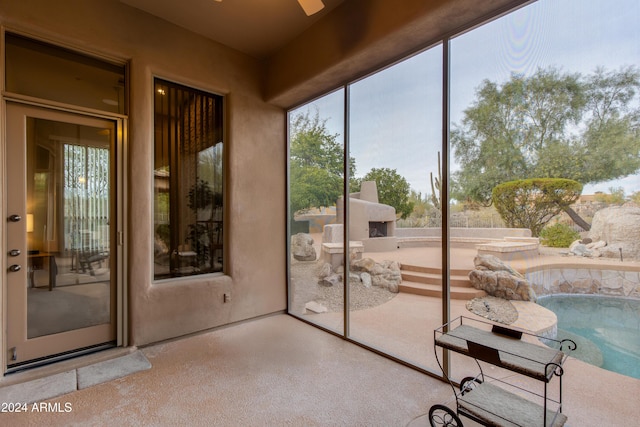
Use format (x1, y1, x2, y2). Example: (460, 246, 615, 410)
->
(451, 66, 640, 213)
(492, 178, 582, 237)
(289, 109, 355, 215)
(353, 168, 415, 219)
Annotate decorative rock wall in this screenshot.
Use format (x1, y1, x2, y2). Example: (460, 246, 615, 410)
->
(526, 266, 640, 298)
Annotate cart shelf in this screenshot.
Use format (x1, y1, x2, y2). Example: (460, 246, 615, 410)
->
(429, 316, 576, 427)
(435, 323, 566, 382)
(458, 381, 567, 427)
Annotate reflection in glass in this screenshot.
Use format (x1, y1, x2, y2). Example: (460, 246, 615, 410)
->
(5, 33, 126, 114)
(27, 118, 113, 338)
(153, 79, 224, 279)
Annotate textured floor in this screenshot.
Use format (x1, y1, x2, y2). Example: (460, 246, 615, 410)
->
(0, 314, 637, 426)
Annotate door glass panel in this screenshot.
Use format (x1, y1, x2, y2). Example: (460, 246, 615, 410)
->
(27, 117, 112, 338)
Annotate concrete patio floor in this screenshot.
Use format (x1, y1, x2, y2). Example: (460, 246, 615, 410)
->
(2, 241, 639, 426)
(0, 313, 636, 426)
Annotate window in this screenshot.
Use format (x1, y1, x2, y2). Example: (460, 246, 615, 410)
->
(5, 33, 126, 114)
(154, 79, 224, 279)
(288, 0, 640, 381)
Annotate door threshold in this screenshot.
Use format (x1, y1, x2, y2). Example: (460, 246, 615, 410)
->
(0, 348, 150, 405)
(1, 346, 134, 387)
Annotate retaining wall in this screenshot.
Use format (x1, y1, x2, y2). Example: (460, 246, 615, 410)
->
(526, 264, 640, 299)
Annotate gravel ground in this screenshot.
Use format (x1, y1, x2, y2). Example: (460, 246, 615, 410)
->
(290, 259, 397, 313)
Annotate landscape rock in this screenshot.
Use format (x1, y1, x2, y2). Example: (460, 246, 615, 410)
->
(305, 301, 328, 314)
(318, 262, 332, 278)
(474, 254, 523, 278)
(361, 272, 372, 288)
(349, 273, 361, 285)
(589, 203, 640, 260)
(318, 273, 341, 287)
(469, 255, 536, 301)
(570, 243, 591, 257)
(291, 233, 317, 261)
(351, 257, 377, 273)
(350, 257, 401, 293)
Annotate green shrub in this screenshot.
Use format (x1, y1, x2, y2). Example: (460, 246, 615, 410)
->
(539, 223, 580, 248)
(492, 178, 582, 236)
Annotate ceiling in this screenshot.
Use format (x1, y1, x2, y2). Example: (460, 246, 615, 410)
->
(120, 0, 345, 59)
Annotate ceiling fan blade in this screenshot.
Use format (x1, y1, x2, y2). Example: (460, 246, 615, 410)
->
(298, 0, 325, 16)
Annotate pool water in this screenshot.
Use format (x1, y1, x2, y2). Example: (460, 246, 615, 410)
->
(537, 295, 640, 380)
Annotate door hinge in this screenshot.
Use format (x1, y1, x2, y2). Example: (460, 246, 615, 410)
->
(118, 231, 123, 246)
(11, 347, 17, 361)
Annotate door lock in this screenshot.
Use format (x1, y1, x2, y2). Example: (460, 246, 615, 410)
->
(9, 249, 21, 257)
(8, 214, 22, 222)
(8, 264, 21, 272)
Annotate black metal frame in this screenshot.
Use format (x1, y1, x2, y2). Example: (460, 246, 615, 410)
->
(431, 316, 576, 427)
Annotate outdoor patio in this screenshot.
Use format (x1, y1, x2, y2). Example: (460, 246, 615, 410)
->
(2, 235, 638, 425)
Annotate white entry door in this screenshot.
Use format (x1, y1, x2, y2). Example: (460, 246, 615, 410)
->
(5, 102, 117, 371)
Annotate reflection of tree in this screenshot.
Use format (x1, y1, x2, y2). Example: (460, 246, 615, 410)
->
(452, 66, 640, 220)
(63, 144, 110, 252)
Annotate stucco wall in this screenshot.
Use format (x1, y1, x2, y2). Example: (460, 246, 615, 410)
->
(0, 0, 286, 346)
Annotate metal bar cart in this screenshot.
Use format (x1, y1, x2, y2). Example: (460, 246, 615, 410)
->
(429, 316, 576, 427)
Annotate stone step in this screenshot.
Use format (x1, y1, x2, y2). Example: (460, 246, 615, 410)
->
(400, 270, 473, 288)
(399, 281, 486, 300)
(400, 263, 471, 277)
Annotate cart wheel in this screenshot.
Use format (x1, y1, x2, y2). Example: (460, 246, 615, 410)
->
(428, 404, 463, 427)
(459, 376, 482, 395)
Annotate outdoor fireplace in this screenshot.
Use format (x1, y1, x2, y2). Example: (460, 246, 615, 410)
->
(331, 181, 397, 252)
(369, 221, 388, 238)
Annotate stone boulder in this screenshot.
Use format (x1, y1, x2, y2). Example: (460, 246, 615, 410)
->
(351, 257, 401, 293)
(568, 239, 607, 258)
(469, 255, 536, 301)
(589, 203, 640, 260)
(291, 233, 317, 261)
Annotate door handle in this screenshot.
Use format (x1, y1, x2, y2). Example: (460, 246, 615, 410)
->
(9, 249, 21, 257)
(8, 264, 21, 272)
(8, 214, 21, 222)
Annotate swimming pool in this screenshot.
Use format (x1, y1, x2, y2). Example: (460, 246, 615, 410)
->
(537, 295, 640, 380)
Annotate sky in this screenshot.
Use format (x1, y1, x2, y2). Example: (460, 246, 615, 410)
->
(291, 0, 640, 199)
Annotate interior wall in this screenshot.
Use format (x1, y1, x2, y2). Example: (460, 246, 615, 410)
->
(0, 0, 286, 346)
(265, 0, 530, 108)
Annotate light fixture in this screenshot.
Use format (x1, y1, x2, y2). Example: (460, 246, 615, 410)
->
(298, 0, 325, 16)
(26, 213, 34, 233)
